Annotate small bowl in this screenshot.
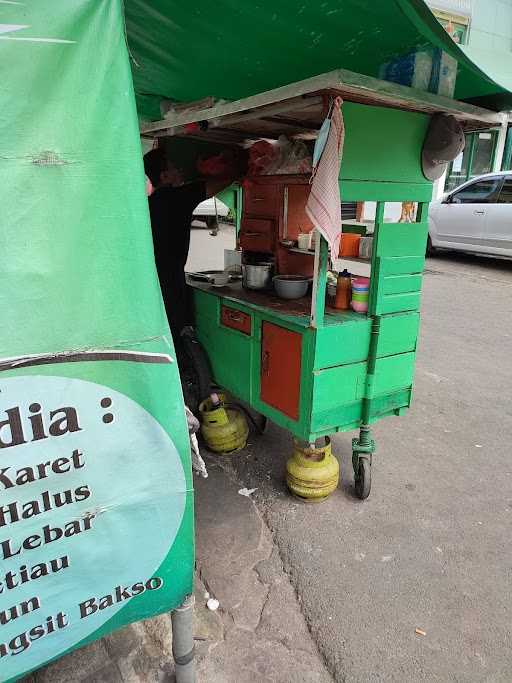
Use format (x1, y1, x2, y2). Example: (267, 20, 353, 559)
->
(273, 275, 310, 299)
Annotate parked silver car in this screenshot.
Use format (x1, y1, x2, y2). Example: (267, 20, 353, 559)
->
(428, 171, 512, 257)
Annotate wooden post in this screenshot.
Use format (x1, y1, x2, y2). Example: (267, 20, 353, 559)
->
(310, 235, 328, 328)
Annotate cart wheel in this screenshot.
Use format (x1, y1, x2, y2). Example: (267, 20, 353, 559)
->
(354, 457, 371, 500)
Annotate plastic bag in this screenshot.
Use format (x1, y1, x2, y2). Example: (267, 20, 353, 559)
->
(248, 140, 279, 175)
(248, 136, 312, 175)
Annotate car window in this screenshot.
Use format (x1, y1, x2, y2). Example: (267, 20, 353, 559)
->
(497, 178, 512, 204)
(451, 178, 501, 204)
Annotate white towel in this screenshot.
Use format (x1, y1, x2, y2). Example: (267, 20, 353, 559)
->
(305, 99, 345, 262)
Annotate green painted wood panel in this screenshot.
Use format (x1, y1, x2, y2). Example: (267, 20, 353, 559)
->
(375, 221, 429, 257)
(312, 362, 367, 414)
(341, 180, 433, 203)
(382, 274, 423, 295)
(314, 319, 372, 370)
(376, 313, 420, 357)
(370, 216, 429, 315)
(310, 389, 412, 436)
(312, 351, 414, 419)
(314, 311, 419, 369)
(341, 103, 430, 185)
(373, 352, 415, 396)
(193, 288, 219, 323)
(379, 255, 425, 276)
(375, 292, 422, 315)
(196, 322, 253, 403)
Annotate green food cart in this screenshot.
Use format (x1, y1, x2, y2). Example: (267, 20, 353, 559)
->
(141, 69, 503, 499)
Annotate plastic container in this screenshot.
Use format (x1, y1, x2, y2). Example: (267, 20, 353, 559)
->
(339, 233, 361, 257)
(297, 232, 311, 250)
(327, 282, 337, 302)
(351, 277, 370, 313)
(334, 269, 351, 310)
(358, 236, 373, 260)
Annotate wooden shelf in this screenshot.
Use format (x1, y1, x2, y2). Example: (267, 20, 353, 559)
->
(287, 247, 315, 256)
(286, 247, 371, 276)
(332, 256, 371, 277)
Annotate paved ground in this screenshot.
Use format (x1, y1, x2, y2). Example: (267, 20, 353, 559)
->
(186, 221, 236, 273)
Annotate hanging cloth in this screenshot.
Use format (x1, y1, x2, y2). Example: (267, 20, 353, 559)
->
(305, 98, 345, 261)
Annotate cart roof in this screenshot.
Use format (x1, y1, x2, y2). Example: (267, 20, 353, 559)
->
(140, 68, 503, 142)
(125, 0, 512, 122)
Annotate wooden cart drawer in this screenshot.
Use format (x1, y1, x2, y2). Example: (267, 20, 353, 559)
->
(239, 218, 275, 252)
(220, 305, 252, 335)
(244, 184, 280, 216)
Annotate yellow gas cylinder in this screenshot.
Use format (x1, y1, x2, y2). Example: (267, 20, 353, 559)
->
(286, 437, 339, 502)
(199, 393, 249, 454)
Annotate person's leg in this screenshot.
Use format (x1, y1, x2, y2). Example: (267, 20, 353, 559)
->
(160, 273, 187, 362)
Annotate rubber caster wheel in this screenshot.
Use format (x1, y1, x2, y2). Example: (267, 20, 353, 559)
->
(354, 457, 371, 500)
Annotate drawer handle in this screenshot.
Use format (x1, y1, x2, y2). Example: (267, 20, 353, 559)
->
(243, 232, 262, 237)
(227, 312, 243, 322)
(252, 198, 265, 202)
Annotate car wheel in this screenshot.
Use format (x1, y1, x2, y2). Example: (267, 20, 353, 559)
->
(426, 234, 435, 256)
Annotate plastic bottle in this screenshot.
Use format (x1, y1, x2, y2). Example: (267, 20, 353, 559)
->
(334, 270, 351, 310)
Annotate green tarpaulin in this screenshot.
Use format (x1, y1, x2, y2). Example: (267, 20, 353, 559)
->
(0, 3, 193, 681)
(125, 0, 512, 120)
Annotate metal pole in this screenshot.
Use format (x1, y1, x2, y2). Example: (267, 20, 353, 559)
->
(492, 113, 509, 172)
(171, 594, 196, 683)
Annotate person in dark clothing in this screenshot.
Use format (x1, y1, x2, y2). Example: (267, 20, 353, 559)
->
(143, 147, 241, 354)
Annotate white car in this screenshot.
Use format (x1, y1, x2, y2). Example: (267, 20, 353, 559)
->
(193, 197, 230, 230)
(428, 171, 512, 258)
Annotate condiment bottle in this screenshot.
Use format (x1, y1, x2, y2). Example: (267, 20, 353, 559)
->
(334, 269, 351, 310)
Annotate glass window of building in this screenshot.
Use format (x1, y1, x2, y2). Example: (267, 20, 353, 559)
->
(445, 131, 499, 192)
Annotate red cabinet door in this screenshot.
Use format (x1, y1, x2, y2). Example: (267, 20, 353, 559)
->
(260, 322, 302, 420)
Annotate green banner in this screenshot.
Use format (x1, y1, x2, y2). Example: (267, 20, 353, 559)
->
(0, 2, 193, 681)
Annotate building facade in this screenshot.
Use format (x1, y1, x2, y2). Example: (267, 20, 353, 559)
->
(426, 0, 512, 194)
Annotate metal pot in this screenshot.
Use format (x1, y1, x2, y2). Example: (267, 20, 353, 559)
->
(273, 275, 310, 299)
(242, 263, 273, 290)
